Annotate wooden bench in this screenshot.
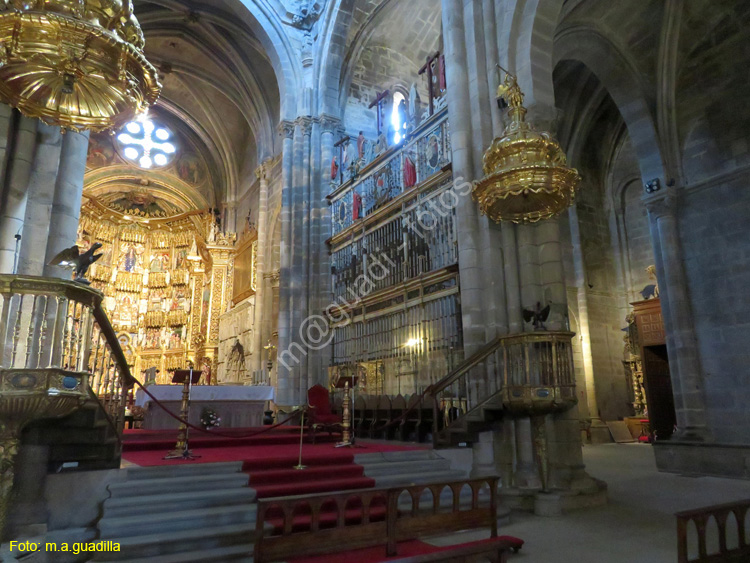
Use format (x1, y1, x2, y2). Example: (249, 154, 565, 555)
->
(676, 498, 750, 562)
(254, 476, 516, 563)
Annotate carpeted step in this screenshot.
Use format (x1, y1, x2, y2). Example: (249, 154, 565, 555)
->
(122, 429, 337, 452)
(101, 543, 254, 562)
(124, 461, 243, 480)
(102, 487, 257, 518)
(247, 463, 365, 486)
(108, 472, 249, 498)
(242, 452, 356, 472)
(252, 475, 376, 498)
(92, 523, 257, 561)
(99, 504, 257, 538)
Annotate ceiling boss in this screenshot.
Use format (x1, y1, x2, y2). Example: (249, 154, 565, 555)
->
(0, 0, 161, 132)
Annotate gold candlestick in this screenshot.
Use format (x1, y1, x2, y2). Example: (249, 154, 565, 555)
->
(336, 382, 353, 447)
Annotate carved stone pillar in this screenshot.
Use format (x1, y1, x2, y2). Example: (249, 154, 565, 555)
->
(44, 130, 90, 278)
(276, 120, 295, 406)
(644, 187, 709, 441)
(253, 158, 273, 373)
(0, 112, 36, 274)
(17, 123, 63, 276)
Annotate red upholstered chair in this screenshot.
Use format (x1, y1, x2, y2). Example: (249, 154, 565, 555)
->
(307, 385, 341, 441)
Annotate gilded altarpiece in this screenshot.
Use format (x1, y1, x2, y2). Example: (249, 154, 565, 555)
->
(78, 199, 235, 385)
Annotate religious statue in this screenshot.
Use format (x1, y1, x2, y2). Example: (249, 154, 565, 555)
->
(403, 155, 417, 189)
(330, 155, 339, 180)
(357, 131, 365, 160)
(640, 265, 660, 300)
(397, 99, 409, 138)
(342, 139, 350, 171)
(409, 83, 422, 127)
(375, 130, 388, 156)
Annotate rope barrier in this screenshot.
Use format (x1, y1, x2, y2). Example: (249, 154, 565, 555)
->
(127, 379, 440, 442)
(129, 377, 304, 440)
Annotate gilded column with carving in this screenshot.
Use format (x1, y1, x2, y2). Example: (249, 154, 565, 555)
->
(203, 230, 236, 383)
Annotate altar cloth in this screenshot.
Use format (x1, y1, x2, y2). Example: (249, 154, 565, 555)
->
(135, 385, 275, 407)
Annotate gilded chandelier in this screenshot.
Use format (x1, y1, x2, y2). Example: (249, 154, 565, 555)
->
(473, 69, 580, 224)
(0, 1, 161, 132)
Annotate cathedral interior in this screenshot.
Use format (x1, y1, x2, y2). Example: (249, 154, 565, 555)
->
(0, 0, 749, 561)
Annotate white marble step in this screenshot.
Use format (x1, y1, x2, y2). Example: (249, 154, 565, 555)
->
(361, 458, 453, 476)
(371, 469, 468, 488)
(355, 449, 438, 464)
(107, 472, 249, 497)
(102, 487, 257, 518)
(124, 461, 243, 481)
(99, 504, 257, 539)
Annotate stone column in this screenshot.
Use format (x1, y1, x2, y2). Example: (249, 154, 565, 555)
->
(276, 120, 295, 407)
(442, 0, 488, 354)
(253, 158, 272, 373)
(644, 188, 709, 441)
(0, 105, 13, 204)
(312, 115, 339, 387)
(44, 130, 89, 278)
(568, 205, 599, 426)
(0, 114, 37, 274)
(298, 117, 313, 397)
(17, 123, 63, 276)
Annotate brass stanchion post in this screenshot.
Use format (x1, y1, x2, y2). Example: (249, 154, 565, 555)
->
(294, 407, 307, 470)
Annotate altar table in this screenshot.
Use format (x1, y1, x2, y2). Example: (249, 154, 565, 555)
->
(136, 385, 275, 430)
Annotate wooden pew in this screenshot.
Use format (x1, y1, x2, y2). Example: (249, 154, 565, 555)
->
(676, 499, 750, 562)
(254, 476, 514, 563)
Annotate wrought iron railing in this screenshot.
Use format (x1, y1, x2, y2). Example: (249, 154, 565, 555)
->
(430, 331, 577, 445)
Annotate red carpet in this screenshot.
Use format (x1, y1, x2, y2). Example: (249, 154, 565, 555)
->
(122, 427, 425, 499)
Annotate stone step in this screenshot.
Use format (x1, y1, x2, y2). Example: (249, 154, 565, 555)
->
(355, 449, 436, 464)
(107, 472, 249, 498)
(370, 469, 468, 488)
(360, 458, 453, 476)
(125, 461, 244, 481)
(99, 504, 257, 539)
(102, 543, 255, 562)
(102, 487, 258, 518)
(92, 522, 257, 561)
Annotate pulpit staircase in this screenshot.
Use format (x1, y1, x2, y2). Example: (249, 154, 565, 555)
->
(428, 331, 578, 448)
(0, 275, 136, 532)
(16, 288, 134, 471)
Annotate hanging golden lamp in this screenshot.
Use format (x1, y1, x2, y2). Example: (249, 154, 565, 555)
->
(473, 67, 580, 224)
(0, 1, 161, 132)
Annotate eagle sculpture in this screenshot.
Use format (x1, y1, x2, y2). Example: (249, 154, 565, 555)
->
(522, 302, 551, 331)
(48, 243, 103, 285)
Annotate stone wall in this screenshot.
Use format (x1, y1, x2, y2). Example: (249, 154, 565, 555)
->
(678, 180, 750, 445)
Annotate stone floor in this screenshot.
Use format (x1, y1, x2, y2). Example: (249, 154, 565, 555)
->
(428, 443, 750, 562)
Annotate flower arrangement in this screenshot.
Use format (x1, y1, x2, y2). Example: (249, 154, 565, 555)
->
(200, 407, 221, 429)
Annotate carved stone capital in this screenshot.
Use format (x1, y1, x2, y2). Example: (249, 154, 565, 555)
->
(318, 113, 341, 134)
(643, 188, 677, 219)
(297, 116, 314, 137)
(255, 157, 273, 181)
(277, 120, 295, 140)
